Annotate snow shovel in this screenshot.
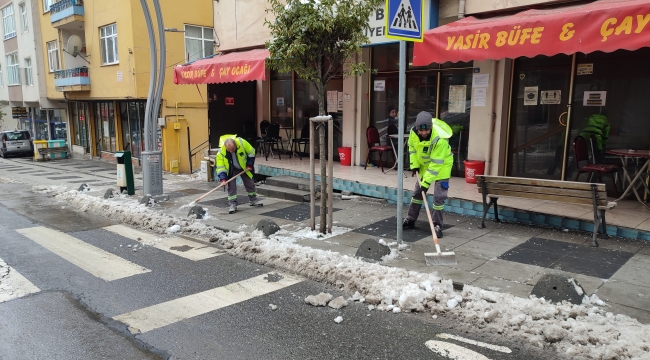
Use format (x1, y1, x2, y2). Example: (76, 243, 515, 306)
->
(192, 170, 247, 204)
(416, 177, 457, 266)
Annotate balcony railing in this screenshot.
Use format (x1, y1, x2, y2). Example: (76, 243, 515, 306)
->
(50, 0, 84, 14)
(54, 67, 90, 91)
(50, 0, 84, 24)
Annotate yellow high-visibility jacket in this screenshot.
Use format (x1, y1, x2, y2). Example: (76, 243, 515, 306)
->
(408, 118, 454, 188)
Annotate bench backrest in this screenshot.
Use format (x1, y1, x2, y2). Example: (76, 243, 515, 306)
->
(476, 175, 608, 207)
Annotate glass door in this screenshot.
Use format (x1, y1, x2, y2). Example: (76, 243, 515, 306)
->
(507, 55, 573, 179)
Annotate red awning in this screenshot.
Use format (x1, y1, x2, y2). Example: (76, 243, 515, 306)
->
(413, 0, 650, 66)
(173, 49, 269, 85)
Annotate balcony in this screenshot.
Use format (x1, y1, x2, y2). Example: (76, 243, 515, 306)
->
(50, 0, 84, 30)
(54, 67, 90, 92)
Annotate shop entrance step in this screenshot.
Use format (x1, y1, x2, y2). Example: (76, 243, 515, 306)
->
(264, 176, 311, 191)
(256, 184, 310, 202)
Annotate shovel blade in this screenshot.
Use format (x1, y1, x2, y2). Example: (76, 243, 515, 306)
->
(424, 252, 458, 266)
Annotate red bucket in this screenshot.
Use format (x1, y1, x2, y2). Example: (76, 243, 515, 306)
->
(463, 160, 485, 184)
(338, 147, 352, 166)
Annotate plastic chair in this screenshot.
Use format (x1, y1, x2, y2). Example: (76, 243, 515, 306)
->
(263, 122, 283, 161)
(255, 120, 270, 155)
(573, 136, 619, 197)
(364, 126, 393, 172)
(290, 122, 310, 160)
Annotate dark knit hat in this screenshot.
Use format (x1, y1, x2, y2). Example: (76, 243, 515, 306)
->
(414, 111, 432, 130)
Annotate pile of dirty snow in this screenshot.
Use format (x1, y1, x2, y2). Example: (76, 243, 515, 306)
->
(32, 184, 650, 359)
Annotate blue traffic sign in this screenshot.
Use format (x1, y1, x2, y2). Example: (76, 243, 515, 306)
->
(385, 0, 424, 42)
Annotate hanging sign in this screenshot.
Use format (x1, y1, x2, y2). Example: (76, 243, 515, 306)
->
(577, 64, 593, 75)
(374, 80, 385, 91)
(12, 107, 27, 119)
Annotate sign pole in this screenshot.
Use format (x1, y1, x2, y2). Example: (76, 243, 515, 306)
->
(396, 40, 406, 246)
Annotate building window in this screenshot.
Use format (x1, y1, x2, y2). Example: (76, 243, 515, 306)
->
(70, 102, 90, 151)
(6, 53, 19, 85)
(95, 101, 116, 153)
(100, 24, 118, 65)
(24, 57, 32, 85)
(43, 0, 53, 13)
(119, 101, 145, 158)
(184, 25, 214, 62)
(2, 5, 16, 40)
(49, 109, 66, 140)
(19, 3, 27, 32)
(47, 40, 59, 72)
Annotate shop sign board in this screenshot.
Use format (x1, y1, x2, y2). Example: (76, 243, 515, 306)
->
(583, 91, 607, 106)
(524, 86, 538, 106)
(540, 90, 561, 104)
(374, 80, 385, 91)
(225, 97, 235, 106)
(12, 107, 27, 119)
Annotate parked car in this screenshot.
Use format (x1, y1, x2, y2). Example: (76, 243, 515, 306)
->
(0, 130, 33, 157)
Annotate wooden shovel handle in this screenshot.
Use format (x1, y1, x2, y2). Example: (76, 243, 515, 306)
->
(194, 170, 247, 204)
(416, 177, 440, 246)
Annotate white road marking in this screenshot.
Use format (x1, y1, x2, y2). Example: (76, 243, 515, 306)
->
(113, 272, 303, 333)
(0, 258, 40, 303)
(16, 226, 150, 281)
(103, 225, 223, 261)
(425, 340, 491, 360)
(436, 333, 512, 353)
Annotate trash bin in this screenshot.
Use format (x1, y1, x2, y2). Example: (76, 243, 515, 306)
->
(115, 151, 135, 195)
(463, 160, 485, 184)
(47, 140, 67, 159)
(338, 147, 352, 166)
(33, 140, 48, 161)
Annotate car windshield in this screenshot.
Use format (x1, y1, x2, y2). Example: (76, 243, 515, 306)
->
(6, 132, 28, 140)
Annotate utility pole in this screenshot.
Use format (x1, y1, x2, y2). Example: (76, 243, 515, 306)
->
(139, 0, 166, 196)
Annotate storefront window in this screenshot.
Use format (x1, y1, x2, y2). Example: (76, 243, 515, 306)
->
(71, 102, 90, 152)
(439, 71, 472, 173)
(294, 77, 319, 139)
(49, 109, 66, 141)
(270, 71, 293, 129)
(119, 101, 145, 158)
(95, 101, 116, 153)
(34, 108, 48, 140)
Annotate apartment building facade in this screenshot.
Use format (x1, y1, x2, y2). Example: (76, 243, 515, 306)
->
(37, 0, 212, 172)
(0, 0, 63, 139)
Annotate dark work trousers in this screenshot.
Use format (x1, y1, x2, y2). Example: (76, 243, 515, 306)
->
(406, 179, 449, 226)
(226, 173, 258, 206)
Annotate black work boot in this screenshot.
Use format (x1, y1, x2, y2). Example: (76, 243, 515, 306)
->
(434, 225, 443, 238)
(402, 218, 415, 229)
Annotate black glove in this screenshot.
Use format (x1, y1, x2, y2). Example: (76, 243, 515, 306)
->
(420, 184, 429, 193)
(410, 167, 419, 173)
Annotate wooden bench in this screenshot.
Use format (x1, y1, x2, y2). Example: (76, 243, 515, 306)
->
(476, 175, 616, 247)
(38, 146, 69, 160)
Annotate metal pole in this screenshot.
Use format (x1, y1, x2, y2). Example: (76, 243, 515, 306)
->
(560, 53, 577, 181)
(152, 0, 166, 141)
(309, 119, 316, 231)
(396, 40, 406, 245)
(139, 0, 157, 151)
(327, 117, 333, 233)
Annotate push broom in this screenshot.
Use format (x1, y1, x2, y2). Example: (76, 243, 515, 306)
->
(416, 177, 457, 266)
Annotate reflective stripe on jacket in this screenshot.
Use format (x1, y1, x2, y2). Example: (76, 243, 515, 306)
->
(408, 118, 454, 188)
(215, 137, 255, 180)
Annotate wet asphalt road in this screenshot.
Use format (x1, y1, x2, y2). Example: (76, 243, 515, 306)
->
(0, 180, 556, 360)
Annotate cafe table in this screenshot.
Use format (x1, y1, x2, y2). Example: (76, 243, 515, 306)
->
(384, 134, 409, 176)
(605, 149, 650, 210)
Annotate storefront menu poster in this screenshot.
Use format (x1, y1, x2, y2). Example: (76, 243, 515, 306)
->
(337, 92, 344, 111)
(327, 91, 338, 113)
(524, 86, 538, 106)
(374, 80, 385, 92)
(583, 91, 607, 106)
(577, 64, 593, 75)
(473, 88, 487, 107)
(448, 85, 467, 114)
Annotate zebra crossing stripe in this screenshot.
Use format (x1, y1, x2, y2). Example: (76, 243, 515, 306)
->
(0, 258, 40, 303)
(113, 272, 303, 334)
(103, 225, 224, 261)
(425, 340, 491, 359)
(16, 227, 151, 281)
(436, 333, 512, 353)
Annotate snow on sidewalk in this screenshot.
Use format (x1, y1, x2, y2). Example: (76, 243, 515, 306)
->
(34, 185, 650, 360)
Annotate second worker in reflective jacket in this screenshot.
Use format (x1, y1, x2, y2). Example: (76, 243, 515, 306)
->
(402, 111, 454, 238)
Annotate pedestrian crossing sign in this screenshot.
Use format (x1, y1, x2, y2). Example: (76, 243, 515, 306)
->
(385, 0, 424, 42)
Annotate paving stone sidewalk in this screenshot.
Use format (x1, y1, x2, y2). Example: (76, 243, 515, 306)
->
(2, 157, 650, 324)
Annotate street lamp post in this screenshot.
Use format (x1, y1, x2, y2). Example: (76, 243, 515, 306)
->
(139, 0, 166, 196)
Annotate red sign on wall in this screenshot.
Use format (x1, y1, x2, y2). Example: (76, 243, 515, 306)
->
(225, 97, 235, 106)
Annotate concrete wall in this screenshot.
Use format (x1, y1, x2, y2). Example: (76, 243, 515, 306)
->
(213, 0, 272, 51)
